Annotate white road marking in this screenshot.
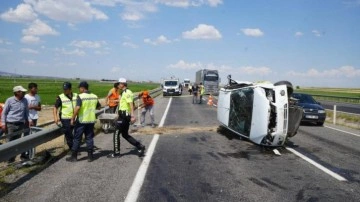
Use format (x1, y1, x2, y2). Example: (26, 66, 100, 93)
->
(125, 97, 172, 202)
(325, 126, 360, 137)
(286, 147, 347, 182)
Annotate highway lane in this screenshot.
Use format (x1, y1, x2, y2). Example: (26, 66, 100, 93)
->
(2, 94, 360, 201)
(318, 100, 360, 114)
(138, 95, 360, 201)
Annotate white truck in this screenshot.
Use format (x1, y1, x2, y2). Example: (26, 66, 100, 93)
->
(162, 78, 182, 96)
(217, 76, 303, 147)
(183, 79, 190, 88)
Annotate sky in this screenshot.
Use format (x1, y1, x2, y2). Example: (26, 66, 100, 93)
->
(0, 0, 359, 88)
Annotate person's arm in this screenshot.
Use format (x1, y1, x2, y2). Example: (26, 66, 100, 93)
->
(71, 95, 81, 125)
(53, 96, 61, 124)
(1, 100, 9, 131)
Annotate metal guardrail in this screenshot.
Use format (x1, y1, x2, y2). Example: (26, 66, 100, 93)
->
(0, 87, 162, 163)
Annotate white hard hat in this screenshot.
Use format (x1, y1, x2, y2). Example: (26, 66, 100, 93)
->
(118, 78, 127, 83)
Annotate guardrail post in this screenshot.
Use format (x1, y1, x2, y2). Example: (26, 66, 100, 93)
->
(333, 105, 337, 125)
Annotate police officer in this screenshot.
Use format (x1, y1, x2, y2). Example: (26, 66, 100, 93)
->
(66, 81, 100, 162)
(53, 82, 77, 151)
(108, 78, 145, 158)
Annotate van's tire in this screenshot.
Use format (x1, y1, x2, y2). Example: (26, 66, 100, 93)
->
(274, 80, 293, 96)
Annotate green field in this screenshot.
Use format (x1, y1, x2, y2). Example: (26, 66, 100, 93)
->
(294, 87, 360, 98)
(0, 77, 159, 105)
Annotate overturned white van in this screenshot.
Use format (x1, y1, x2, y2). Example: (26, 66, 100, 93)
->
(217, 76, 303, 147)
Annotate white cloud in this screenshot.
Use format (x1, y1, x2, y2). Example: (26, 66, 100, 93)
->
(144, 35, 171, 45)
(182, 24, 222, 40)
(57, 48, 86, 56)
(0, 3, 37, 23)
(295, 32, 303, 37)
(0, 48, 13, 53)
(241, 28, 264, 37)
(111, 66, 121, 72)
(120, 1, 157, 21)
(22, 59, 36, 64)
(287, 66, 360, 78)
(90, 0, 118, 7)
(70, 40, 106, 48)
(22, 19, 59, 36)
(21, 48, 39, 54)
(239, 66, 272, 75)
(0, 38, 12, 45)
(155, 0, 223, 8)
(122, 42, 138, 49)
(24, 0, 108, 23)
(94, 50, 110, 55)
(168, 60, 202, 70)
(312, 30, 322, 37)
(21, 35, 41, 44)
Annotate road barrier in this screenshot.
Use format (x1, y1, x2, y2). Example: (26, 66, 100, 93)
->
(0, 87, 162, 163)
(326, 105, 360, 129)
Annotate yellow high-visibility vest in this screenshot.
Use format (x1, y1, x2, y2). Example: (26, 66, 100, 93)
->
(78, 93, 98, 123)
(59, 93, 77, 119)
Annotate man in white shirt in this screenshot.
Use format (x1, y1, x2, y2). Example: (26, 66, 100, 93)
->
(22, 82, 41, 160)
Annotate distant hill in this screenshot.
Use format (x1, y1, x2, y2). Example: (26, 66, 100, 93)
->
(0, 71, 66, 80)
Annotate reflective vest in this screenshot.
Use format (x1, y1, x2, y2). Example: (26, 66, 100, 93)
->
(119, 89, 133, 113)
(200, 85, 205, 95)
(108, 88, 119, 107)
(78, 93, 98, 123)
(59, 93, 77, 119)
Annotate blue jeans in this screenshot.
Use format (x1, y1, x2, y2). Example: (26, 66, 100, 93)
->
(72, 122, 95, 152)
(61, 119, 74, 149)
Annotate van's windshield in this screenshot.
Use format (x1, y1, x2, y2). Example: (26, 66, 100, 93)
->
(164, 81, 178, 86)
(228, 88, 254, 137)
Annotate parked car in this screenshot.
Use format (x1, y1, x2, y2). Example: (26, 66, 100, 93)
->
(291, 93, 326, 126)
(217, 76, 303, 147)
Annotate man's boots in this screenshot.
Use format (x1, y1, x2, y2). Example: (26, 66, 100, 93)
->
(138, 145, 146, 157)
(66, 151, 77, 162)
(88, 150, 94, 162)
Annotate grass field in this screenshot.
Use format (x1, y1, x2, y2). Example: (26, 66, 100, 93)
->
(294, 87, 360, 98)
(0, 77, 159, 105)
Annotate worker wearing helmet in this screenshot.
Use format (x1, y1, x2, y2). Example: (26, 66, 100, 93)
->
(138, 90, 155, 127)
(108, 78, 146, 158)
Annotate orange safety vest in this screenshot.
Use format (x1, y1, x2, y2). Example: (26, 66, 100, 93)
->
(108, 88, 120, 107)
(142, 95, 154, 106)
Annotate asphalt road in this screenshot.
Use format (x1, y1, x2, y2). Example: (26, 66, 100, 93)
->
(2, 94, 360, 202)
(319, 100, 360, 114)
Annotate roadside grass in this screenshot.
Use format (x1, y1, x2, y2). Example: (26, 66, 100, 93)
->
(0, 77, 159, 104)
(325, 110, 360, 129)
(295, 88, 360, 98)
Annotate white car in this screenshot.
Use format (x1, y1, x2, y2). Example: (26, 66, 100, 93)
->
(217, 76, 303, 147)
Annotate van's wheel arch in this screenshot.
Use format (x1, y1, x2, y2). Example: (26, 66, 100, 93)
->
(274, 80, 294, 96)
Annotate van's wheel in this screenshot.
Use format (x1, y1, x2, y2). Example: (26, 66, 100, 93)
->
(274, 80, 294, 96)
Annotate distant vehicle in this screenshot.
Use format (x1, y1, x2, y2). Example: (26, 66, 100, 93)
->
(183, 79, 190, 88)
(195, 69, 220, 95)
(162, 78, 182, 96)
(217, 76, 303, 147)
(292, 93, 326, 126)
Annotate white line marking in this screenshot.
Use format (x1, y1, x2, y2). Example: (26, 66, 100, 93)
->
(286, 147, 347, 182)
(159, 97, 172, 127)
(325, 126, 360, 137)
(125, 97, 172, 202)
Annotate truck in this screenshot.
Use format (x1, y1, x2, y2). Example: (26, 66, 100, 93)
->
(195, 69, 220, 95)
(162, 78, 182, 96)
(183, 79, 190, 88)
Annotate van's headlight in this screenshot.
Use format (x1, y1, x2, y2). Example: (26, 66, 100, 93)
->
(318, 110, 325, 113)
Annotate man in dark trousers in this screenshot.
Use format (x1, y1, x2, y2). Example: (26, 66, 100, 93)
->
(108, 78, 145, 158)
(1, 86, 32, 163)
(66, 81, 100, 162)
(53, 82, 77, 152)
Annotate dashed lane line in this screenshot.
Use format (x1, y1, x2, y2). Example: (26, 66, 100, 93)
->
(125, 97, 172, 202)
